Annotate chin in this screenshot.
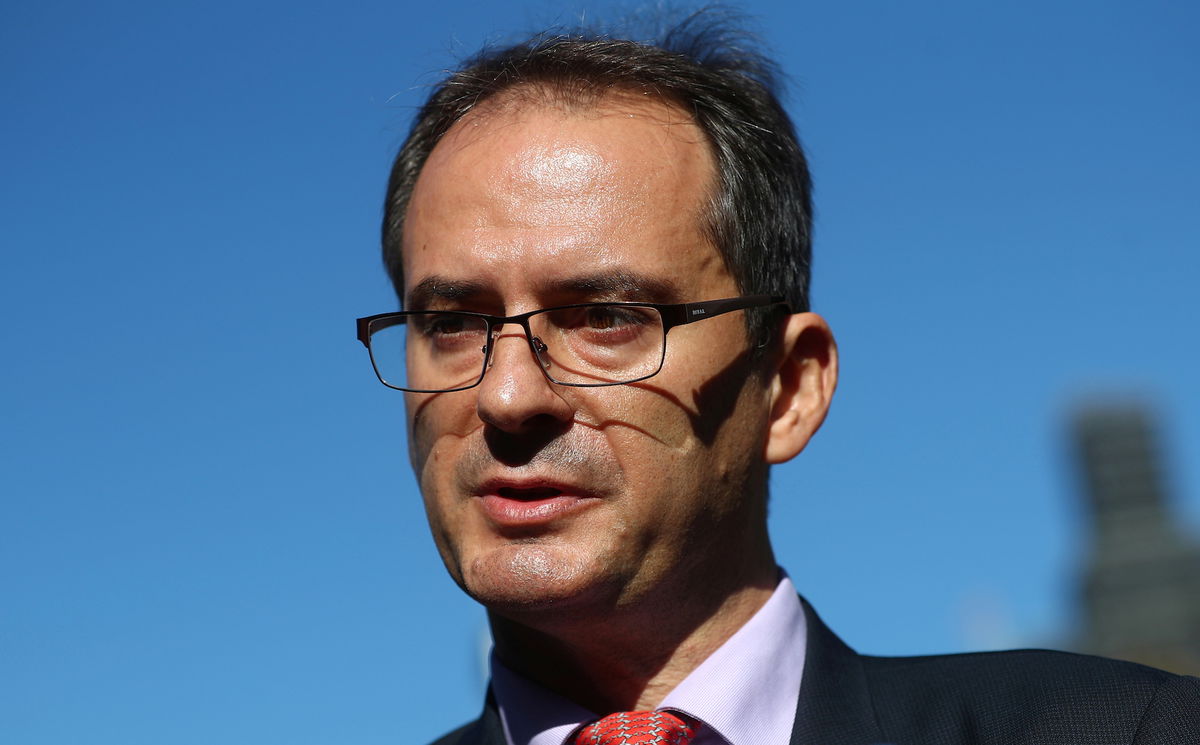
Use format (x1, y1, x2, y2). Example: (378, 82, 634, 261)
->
(459, 543, 615, 614)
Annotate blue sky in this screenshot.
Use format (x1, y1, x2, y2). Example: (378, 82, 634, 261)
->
(3, 1, 1198, 743)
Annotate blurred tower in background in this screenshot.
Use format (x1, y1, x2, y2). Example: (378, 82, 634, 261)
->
(1072, 404, 1200, 675)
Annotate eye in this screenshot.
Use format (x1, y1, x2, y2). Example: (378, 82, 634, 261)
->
(583, 305, 652, 330)
(413, 313, 484, 344)
(424, 314, 466, 336)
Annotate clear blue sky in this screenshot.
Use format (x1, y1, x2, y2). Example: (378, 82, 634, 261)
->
(3, 1, 1198, 743)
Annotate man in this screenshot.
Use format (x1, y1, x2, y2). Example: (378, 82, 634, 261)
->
(357, 14, 1200, 745)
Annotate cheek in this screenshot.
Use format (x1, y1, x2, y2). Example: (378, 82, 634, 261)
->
(406, 394, 479, 477)
(593, 388, 708, 515)
(598, 378, 700, 445)
(597, 366, 769, 505)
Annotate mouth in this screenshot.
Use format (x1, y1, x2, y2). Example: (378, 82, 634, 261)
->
(475, 479, 599, 528)
(496, 485, 564, 501)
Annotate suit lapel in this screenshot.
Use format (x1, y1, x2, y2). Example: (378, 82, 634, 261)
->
(441, 689, 506, 745)
(790, 598, 886, 745)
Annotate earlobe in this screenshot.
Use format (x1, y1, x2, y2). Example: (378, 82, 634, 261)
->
(764, 313, 838, 464)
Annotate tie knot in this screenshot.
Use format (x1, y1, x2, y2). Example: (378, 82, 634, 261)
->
(574, 710, 697, 745)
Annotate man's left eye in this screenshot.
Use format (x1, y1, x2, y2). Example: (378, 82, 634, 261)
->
(585, 308, 620, 329)
(584, 306, 649, 330)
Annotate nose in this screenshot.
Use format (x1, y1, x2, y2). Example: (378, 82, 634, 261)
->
(474, 325, 573, 434)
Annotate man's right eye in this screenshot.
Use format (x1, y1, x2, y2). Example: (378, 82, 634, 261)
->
(422, 314, 467, 336)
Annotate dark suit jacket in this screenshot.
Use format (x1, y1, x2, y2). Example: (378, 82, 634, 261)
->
(430, 598, 1200, 745)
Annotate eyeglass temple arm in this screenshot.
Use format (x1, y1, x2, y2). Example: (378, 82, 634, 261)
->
(660, 295, 788, 330)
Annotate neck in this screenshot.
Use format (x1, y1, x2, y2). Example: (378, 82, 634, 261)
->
(489, 552, 778, 713)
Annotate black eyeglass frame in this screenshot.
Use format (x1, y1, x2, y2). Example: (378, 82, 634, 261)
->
(356, 294, 788, 393)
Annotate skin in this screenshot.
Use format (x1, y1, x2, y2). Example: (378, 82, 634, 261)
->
(401, 90, 838, 712)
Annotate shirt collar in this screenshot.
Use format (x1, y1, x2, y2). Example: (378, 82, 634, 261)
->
(490, 572, 806, 745)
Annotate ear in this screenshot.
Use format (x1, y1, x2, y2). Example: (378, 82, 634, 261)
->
(764, 312, 838, 464)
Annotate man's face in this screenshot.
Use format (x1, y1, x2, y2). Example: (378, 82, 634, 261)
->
(401, 93, 776, 620)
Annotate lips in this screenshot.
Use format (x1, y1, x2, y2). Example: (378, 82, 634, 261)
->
(474, 478, 600, 528)
(496, 485, 563, 501)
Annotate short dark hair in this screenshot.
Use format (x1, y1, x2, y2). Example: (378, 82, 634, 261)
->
(381, 10, 813, 346)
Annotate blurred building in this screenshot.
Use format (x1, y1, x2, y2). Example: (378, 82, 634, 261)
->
(1072, 404, 1200, 675)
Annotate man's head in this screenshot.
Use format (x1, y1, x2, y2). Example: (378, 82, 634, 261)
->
(383, 15, 814, 347)
(376, 16, 836, 628)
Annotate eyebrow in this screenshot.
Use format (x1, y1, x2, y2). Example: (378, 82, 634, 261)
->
(406, 276, 489, 310)
(551, 271, 680, 303)
(406, 270, 682, 309)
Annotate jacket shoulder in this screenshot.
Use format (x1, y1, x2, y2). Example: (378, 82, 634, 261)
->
(427, 720, 478, 745)
(425, 692, 505, 745)
(1134, 673, 1200, 744)
(861, 649, 1200, 744)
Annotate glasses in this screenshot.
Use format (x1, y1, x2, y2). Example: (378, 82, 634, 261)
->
(356, 295, 787, 393)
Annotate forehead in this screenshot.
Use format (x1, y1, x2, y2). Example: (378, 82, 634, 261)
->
(401, 93, 732, 306)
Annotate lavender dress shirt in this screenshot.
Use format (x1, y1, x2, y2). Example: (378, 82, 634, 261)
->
(490, 573, 807, 745)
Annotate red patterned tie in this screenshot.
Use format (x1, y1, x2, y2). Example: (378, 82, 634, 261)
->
(573, 711, 697, 745)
